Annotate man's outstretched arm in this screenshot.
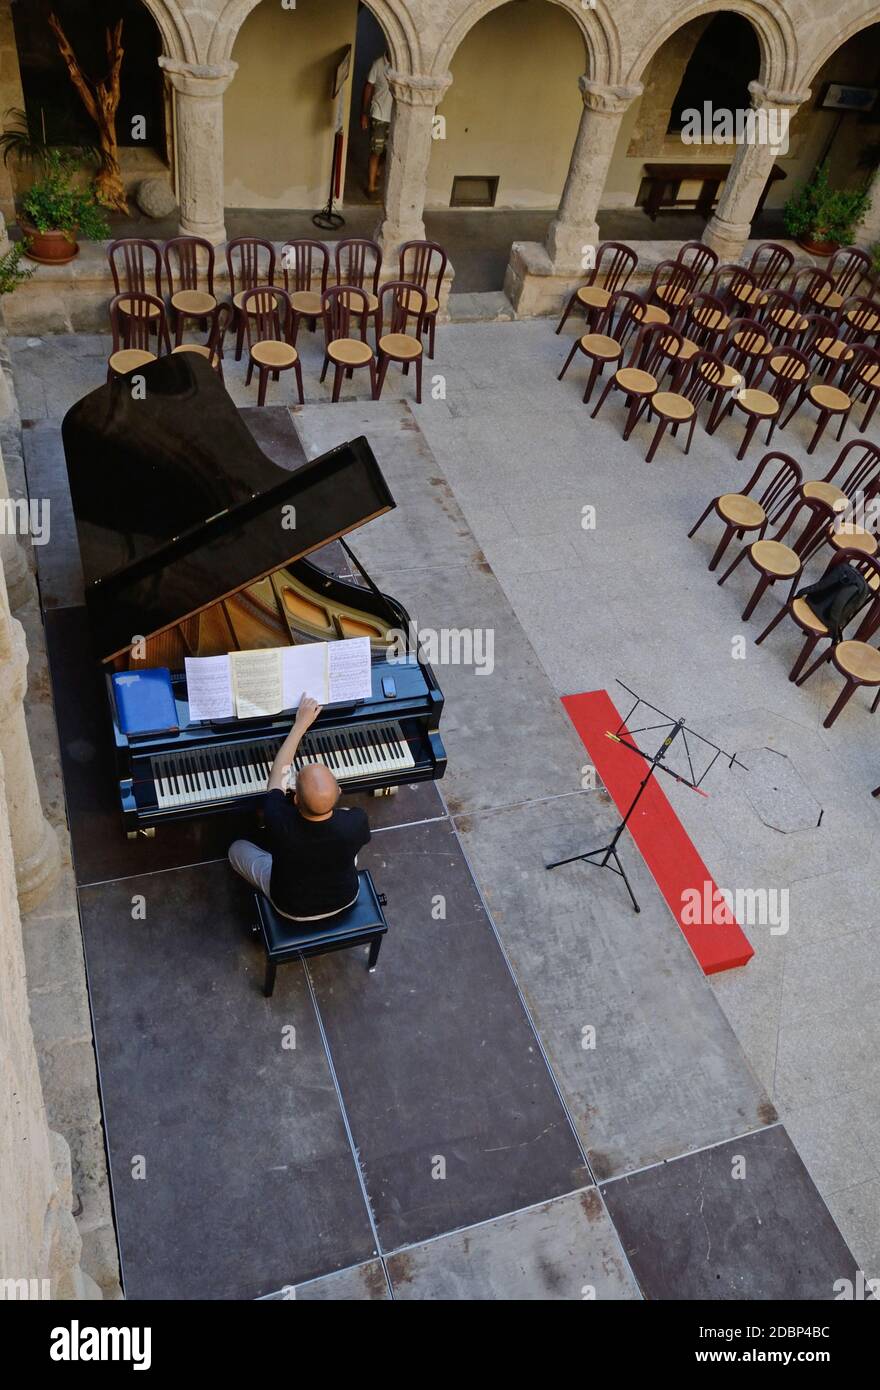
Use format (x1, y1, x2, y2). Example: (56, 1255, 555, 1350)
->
(267, 695, 322, 792)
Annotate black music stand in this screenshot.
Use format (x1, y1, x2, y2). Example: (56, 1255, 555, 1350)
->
(546, 682, 748, 913)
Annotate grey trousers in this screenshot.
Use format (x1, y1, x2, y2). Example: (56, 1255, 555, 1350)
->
(228, 839, 358, 922)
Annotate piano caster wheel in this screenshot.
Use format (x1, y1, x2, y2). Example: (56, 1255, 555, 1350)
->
(373, 786, 398, 798)
(126, 827, 156, 840)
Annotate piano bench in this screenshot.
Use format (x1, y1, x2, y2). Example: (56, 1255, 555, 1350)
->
(253, 870, 388, 998)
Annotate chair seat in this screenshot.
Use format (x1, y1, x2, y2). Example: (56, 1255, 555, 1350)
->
(809, 383, 850, 411)
(700, 361, 740, 389)
(172, 289, 216, 315)
(576, 285, 611, 310)
(717, 493, 765, 528)
(250, 339, 298, 368)
(815, 337, 853, 362)
(581, 333, 621, 359)
(118, 296, 159, 317)
(693, 305, 729, 331)
(615, 367, 656, 393)
(171, 343, 220, 367)
(733, 330, 771, 354)
(328, 338, 373, 366)
(656, 284, 689, 307)
(652, 391, 694, 421)
(736, 388, 778, 417)
(289, 289, 324, 315)
(791, 596, 830, 634)
(769, 307, 808, 332)
(835, 640, 880, 682)
(859, 362, 880, 386)
(731, 285, 766, 307)
(847, 307, 880, 332)
(638, 303, 670, 326)
(379, 332, 422, 359)
(769, 353, 808, 380)
(803, 480, 848, 510)
(339, 289, 379, 313)
(109, 348, 156, 374)
(256, 870, 387, 963)
(750, 539, 800, 576)
(401, 289, 439, 315)
(829, 523, 877, 555)
(234, 288, 277, 311)
(677, 336, 699, 360)
(822, 290, 844, 311)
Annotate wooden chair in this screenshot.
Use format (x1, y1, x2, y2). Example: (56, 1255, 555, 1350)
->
(759, 288, 809, 346)
(789, 265, 838, 315)
(108, 237, 163, 334)
(779, 343, 879, 453)
(164, 236, 217, 346)
(240, 287, 303, 407)
(170, 302, 232, 380)
(825, 246, 874, 310)
(320, 284, 377, 402)
(678, 291, 730, 349)
(335, 237, 382, 340)
(800, 313, 855, 381)
(783, 439, 880, 531)
(555, 241, 638, 335)
(716, 494, 831, 621)
(743, 345, 812, 446)
(398, 240, 447, 359)
(719, 315, 773, 385)
(227, 236, 276, 360)
(633, 348, 723, 462)
(375, 280, 426, 403)
(675, 241, 718, 291)
(107, 291, 170, 380)
(839, 294, 880, 344)
(689, 451, 802, 571)
(647, 258, 696, 315)
(710, 262, 764, 314)
(281, 239, 329, 346)
(590, 322, 682, 438)
(747, 241, 794, 291)
(756, 549, 880, 684)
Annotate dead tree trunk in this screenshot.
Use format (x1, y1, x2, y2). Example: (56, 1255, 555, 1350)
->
(47, 13, 128, 213)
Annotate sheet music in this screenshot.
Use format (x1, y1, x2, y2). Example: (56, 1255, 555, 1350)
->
(230, 649, 284, 718)
(328, 636, 372, 703)
(282, 643, 329, 708)
(185, 655, 234, 722)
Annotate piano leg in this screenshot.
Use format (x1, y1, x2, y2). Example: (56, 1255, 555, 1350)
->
(368, 935, 382, 972)
(264, 959, 277, 998)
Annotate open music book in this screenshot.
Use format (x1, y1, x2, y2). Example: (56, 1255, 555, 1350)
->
(184, 637, 372, 722)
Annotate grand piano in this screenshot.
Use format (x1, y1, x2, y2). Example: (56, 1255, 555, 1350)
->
(62, 354, 446, 836)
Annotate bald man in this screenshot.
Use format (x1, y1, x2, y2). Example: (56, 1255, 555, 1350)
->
(228, 695, 370, 921)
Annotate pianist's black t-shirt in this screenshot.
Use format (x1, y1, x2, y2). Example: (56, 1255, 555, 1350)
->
(264, 791, 371, 919)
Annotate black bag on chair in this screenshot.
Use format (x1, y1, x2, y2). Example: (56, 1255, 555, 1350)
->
(797, 563, 872, 640)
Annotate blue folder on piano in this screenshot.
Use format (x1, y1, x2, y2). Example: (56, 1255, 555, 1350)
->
(111, 668, 179, 736)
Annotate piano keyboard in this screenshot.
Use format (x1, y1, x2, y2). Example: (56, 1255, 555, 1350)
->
(151, 720, 415, 809)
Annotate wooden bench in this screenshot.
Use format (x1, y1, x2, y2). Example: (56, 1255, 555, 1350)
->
(640, 162, 786, 221)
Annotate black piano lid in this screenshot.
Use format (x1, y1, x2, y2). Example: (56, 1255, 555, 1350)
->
(61, 354, 396, 662)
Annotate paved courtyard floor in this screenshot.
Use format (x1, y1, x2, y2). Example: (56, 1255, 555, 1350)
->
(9, 314, 880, 1293)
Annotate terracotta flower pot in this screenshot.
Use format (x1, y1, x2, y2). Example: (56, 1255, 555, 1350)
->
(20, 221, 79, 265)
(796, 234, 840, 257)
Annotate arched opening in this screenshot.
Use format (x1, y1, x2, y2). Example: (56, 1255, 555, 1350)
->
(426, 0, 587, 291)
(786, 23, 880, 203)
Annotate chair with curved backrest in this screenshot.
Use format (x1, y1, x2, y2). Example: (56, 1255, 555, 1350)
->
(789, 265, 838, 315)
(716, 492, 833, 622)
(758, 287, 809, 346)
(320, 284, 377, 402)
(240, 286, 302, 407)
(756, 548, 880, 685)
(647, 258, 696, 315)
(590, 321, 682, 439)
(108, 238, 163, 336)
(107, 290, 170, 380)
(164, 235, 217, 346)
(281, 239, 329, 346)
(634, 348, 724, 462)
(726, 345, 812, 458)
(398, 240, 447, 359)
(689, 451, 802, 572)
(170, 302, 232, 380)
(675, 241, 718, 291)
(375, 280, 427, 403)
(779, 342, 879, 453)
(709, 262, 763, 314)
(798, 312, 854, 382)
(825, 246, 874, 310)
(677, 290, 730, 350)
(719, 315, 773, 386)
(839, 294, 880, 344)
(226, 236, 276, 360)
(335, 237, 382, 337)
(775, 438, 880, 556)
(746, 241, 794, 291)
(555, 241, 638, 335)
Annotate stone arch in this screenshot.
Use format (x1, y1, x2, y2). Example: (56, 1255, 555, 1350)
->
(624, 1, 796, 93)
(137, 0, 197, 63)
(798, 9, 880, 90)
(434, 0, 619, 85)
(205, 0, 422, 73)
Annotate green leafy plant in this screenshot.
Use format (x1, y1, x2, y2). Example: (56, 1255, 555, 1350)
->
(783, 163, 871, 246)
(871, 241, 880, 278)
(0, 107, 97, 170)
(0, 238, 36, 295)
(19, 149, 109, 242)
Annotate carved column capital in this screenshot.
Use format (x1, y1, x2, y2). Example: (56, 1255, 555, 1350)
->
(579, 77, 643, 115)
(387, 70, 453, 107)
(748, 80, 810, 111)
(159, 57, 238, 99)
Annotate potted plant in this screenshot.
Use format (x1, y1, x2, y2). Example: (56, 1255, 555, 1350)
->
(18, 149, 109, 265)
(783, 163, 872, 256)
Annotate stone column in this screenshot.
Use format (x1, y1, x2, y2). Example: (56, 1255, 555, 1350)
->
(0, 433, 30, 611)
(0, 558, 59, 911)
(855, 170, 880, 250)
(376, 71, 452, 259)
(544, 78, 643, 272)
(702, 81, 810, 261)
(159, 58, 238, 245)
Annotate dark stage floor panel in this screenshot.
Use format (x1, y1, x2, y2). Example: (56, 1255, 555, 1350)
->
(601, 1125, 862, 1300)
(308, 819, 590, 1251)
(78, 860, 377, 1300)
